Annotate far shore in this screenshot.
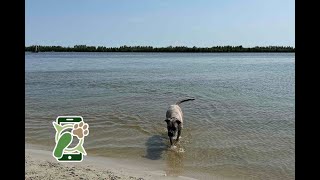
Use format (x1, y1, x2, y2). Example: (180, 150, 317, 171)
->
(25, 45, 295, 53)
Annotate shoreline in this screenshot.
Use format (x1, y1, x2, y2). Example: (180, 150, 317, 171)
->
(25, 144, 201, 180)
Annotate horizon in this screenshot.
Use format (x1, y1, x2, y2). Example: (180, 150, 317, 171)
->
(26, 0, 295, 47)
(25, 44, 295, 48)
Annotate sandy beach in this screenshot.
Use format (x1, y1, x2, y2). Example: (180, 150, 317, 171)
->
(25, 145, 198, 180)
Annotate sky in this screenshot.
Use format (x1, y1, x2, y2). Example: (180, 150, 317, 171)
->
(25, 0, 295, 47)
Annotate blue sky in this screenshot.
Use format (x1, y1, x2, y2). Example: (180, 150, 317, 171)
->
(25, 0, 295, 47)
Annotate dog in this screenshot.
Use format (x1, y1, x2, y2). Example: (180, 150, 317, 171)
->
(165, 98, 195, 146)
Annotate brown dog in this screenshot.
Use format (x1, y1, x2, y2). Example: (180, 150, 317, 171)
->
(165, 98, 195, 146)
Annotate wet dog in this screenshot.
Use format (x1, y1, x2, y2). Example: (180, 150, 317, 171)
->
(165, 98, 195, 146)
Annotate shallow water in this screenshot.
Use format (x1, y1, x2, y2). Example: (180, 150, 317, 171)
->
(25, 52, 295, 179)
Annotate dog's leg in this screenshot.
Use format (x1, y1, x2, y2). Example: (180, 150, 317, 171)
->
(169, 136, 173, 146)
(176, 128, 181, 142)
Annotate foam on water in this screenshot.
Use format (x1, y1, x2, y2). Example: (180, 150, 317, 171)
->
(169, 146, 185, 153)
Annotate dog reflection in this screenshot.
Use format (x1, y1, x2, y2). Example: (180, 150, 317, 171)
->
(164, 147, 185, 176)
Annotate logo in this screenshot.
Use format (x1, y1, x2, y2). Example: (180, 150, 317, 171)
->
(52, 116, 89, 162)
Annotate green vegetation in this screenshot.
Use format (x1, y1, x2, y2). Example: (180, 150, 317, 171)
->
(25, 45, 295, 53)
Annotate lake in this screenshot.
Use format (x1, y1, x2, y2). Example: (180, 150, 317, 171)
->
(25, 52, 295, 179)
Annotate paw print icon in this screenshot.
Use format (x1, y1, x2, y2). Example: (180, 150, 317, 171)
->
(72, 122, 89, 139)
(52, 116, 89, 162)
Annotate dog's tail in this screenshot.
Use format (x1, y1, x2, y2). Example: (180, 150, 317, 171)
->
(175, 98, 195, 105)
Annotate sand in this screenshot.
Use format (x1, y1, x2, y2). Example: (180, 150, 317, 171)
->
(25, 145, 197, 180)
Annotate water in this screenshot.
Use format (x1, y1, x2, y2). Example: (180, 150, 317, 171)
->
(25, 52, 295, 179)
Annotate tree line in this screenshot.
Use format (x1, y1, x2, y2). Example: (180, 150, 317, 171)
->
(25, 45, 295, 53)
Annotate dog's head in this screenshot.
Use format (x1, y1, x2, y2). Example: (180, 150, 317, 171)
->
(164, 117, 181, 138)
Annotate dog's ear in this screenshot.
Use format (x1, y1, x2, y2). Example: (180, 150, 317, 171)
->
(176, 120, 182, 124)
(164, 119, 170, 123)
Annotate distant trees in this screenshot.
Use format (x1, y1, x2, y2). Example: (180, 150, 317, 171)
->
(25, 45, 295, 53)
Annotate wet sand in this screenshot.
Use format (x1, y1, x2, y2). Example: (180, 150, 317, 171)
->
(25, 145, 198, 180)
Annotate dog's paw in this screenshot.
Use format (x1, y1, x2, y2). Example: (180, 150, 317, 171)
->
(72, 122, 89, 139)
